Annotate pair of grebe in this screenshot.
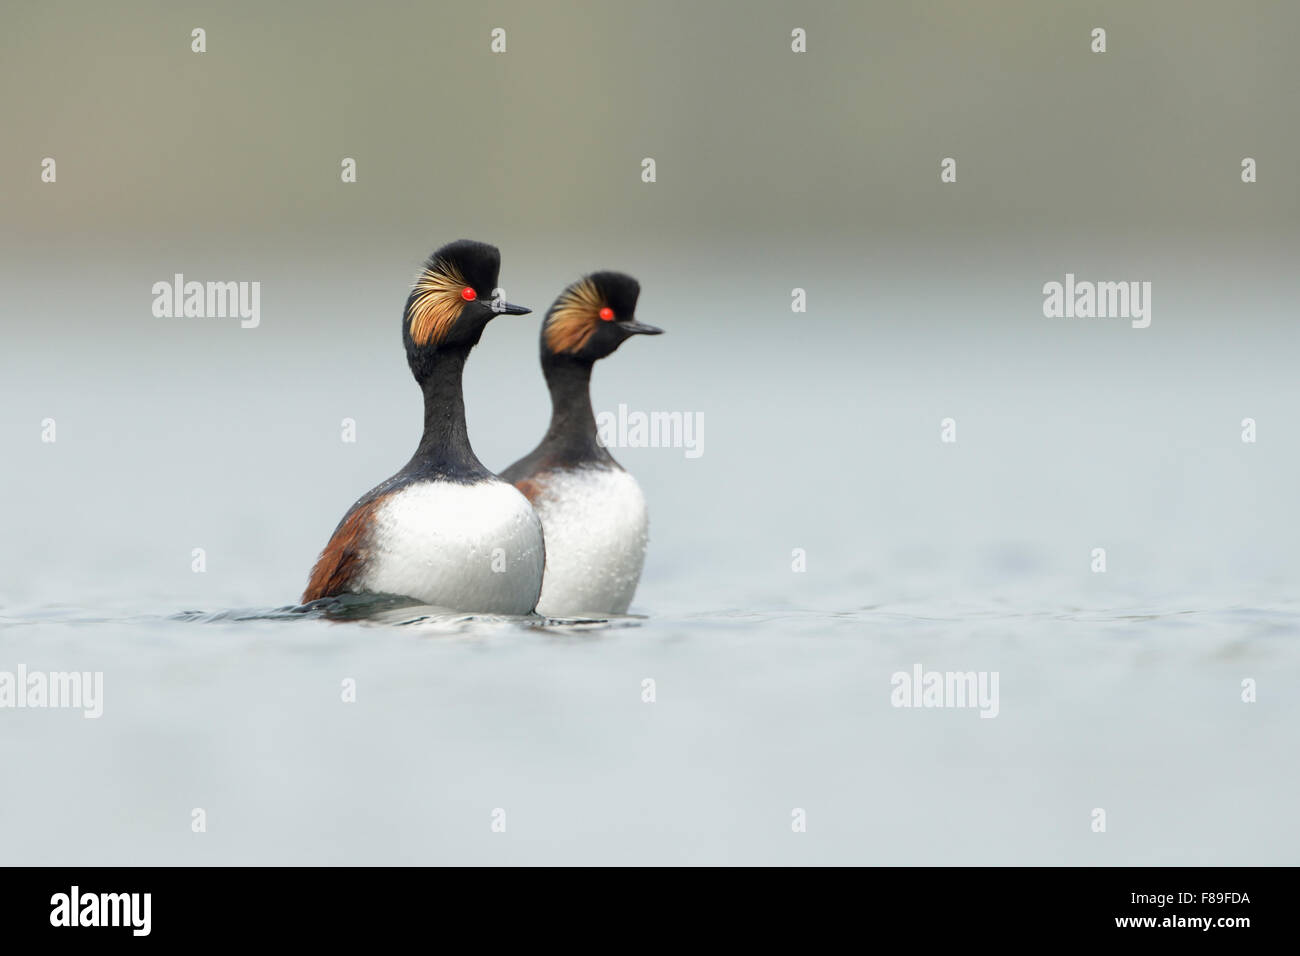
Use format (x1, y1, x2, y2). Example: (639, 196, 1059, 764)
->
(301, 240, 662, 617)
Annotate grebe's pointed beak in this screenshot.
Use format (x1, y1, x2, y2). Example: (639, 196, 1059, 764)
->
(622, 319, 663, 335)
(495, 301, 532, 316)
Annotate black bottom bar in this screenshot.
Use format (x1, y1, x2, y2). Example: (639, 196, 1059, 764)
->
(0, 866, 1278, 942)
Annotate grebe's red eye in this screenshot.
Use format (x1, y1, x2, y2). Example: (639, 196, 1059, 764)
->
(599, 307, 615, 321)
(460, 286, 477, 301)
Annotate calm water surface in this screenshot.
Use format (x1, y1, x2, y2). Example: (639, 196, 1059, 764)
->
(3, 280, 1297, 865)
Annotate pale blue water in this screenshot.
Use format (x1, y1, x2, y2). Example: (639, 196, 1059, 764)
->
(3, 261, 1298, 864)
(2, 595, 1296, 865)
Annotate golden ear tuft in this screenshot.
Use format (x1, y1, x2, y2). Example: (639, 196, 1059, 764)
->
(408, 259, 469, 346)
(544, 278, 605, 354)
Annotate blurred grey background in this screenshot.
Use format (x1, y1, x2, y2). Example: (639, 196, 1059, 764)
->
(1, 1, 1297, 865)
(2, 0, 1297, 611)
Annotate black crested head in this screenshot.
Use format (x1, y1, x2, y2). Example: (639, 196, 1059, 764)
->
(428, 239, 501, 297)
(401, 239, 530, 378)
(541, 270, 662, 363)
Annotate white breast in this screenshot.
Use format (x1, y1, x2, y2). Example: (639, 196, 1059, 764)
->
(530, 466, 648, 617)
(358, 479, 544, 614)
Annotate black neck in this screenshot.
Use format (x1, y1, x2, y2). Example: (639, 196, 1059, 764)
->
(540, 354, 611, 466)
(408, 346, 489, 479)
